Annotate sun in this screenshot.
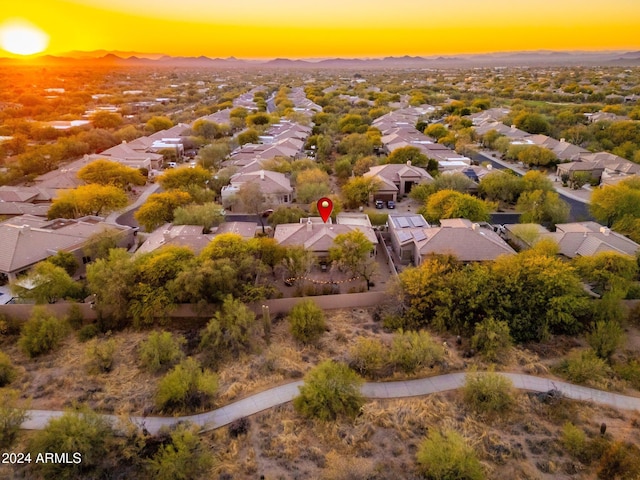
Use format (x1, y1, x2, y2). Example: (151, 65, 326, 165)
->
(0, 20, 49, 56)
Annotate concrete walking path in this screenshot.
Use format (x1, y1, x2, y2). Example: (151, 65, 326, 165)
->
(19, 372, 640, 435)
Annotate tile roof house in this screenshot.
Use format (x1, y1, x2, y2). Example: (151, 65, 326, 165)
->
(274, 217, 378, 259)
(364, 162, 433, 201)
(99, 142, 163, 170)
(388, 214, 515, 265)
(505, 222, 639, 259)
(221, 170, 293, 207)
(0, 215, 134, 281)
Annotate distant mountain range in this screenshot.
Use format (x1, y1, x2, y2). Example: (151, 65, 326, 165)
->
(2, 50, 640, 68)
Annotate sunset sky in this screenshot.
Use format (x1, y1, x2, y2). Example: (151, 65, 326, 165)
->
(1, 0, 640, 58)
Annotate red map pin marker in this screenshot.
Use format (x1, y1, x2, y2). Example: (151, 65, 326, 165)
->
(317, 197, 333, 223)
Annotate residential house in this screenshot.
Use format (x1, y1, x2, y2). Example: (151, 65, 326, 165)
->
(504, 222, 639, 258)
(388, 215, 515, 265)
(221, 170, 293, 207)
(364, 162, 433, 202)
(0, 215, 134, 282)
(274, 217, 377, 260)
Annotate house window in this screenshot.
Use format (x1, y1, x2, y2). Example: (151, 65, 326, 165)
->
(82, 256, 92, 265)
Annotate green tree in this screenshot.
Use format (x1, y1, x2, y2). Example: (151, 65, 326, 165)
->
(410, 173, 475, 204)
(199, 296, 256, 367)
(86, 248, 135, 328)
(341, 176, 381, 209)
(47, 251, 79, 276)
(337, 133, 375, 157)
(134, 191, 192, 231)
(246, 112, 272, 127)
(192, 119, 229, 140)
(281, 245, 315, 285)
(18, 307, 67, 358)
(236, 182, 268, 232)
(573, 252, 638, 295)
(478, 170, 523, 206)
(85, 338, 116, 374)
(521, 170, 554, 193)
(83, 227, 126, 262)
(424, 189, 494, 223)
(10, 262, 82, 304)
(0, 389, 28, 448)
(28, 409, 114, 480)
(387, 146, 429, 166)
(517, 145, 557, 167)
(145, 423, 213, 480)
(48, 185, 127, 219)
(91, 111, 123, 129)
(146, 116, 173, 133)
(334, 157, 353, 181)
(156, 357, 218, 412)
(416, 429, 485, 480)
(157, 166, 212, 190)
(516, 190, 569, 227)
(237, 128, 259, 146)
(293, 360, 364, 421)
(587, 320, 625, 361)
(288, 299, 326, 345)
(472, 317, 512, 362)
(490, 251, 588, 342)
(424, 123, 448, 140)
(0, 351, 17, 387)
(268, 205, 306, 226)
(197, 142, 230, 169)
(353, 155, 376, 176)
(172, 202, 225, 233)
(78, 159, 146, 188)
(515, 112, 551, 134)
(139, 331, 186, 373)
(589, 179, 640, 227)
(329, 230, 377, 290)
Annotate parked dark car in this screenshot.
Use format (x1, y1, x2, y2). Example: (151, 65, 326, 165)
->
(387, 200, 396, 209)
(375, 200, 384, 209)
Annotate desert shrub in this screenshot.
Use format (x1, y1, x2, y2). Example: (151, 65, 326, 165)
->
(18, 306, 68, 358)
(156, 357, 218, 413)
(0, 313, 21, 336)
(28, 408, 115, 480)
(0, 389, 29, 448)
(67, 303, 85, 330)
(0, 350, 17, 387)
(597, 442, 640, 480)
(471, 317, 512, 362)
(416, 429, 485, 480)
(86, 338, 116, 374)
(199, 296, 256, 367)
(288, 299, 326, 345)
(145, 423, 213, 480)
(462, 371, 516, 416)
(77, 324, 100, 342)
(349, 336, 388, 378)
(557, 349, 613, 388)
(390, 329, 444, 374)
(561, 422, 588, 460)
(587, 320, 625, 361)
(294, 360, 364, 421)
(614, 359, 640, 390)
(139, 331, 185, 373)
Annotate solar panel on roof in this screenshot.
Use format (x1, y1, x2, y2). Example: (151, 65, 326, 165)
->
(412, 230, 427, 241)
(409, 216, 426, 227)
(397, 217, 410, 228)
(397, 231, 413, 243)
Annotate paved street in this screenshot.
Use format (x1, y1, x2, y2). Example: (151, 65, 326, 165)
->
(19, 372, 640, 435)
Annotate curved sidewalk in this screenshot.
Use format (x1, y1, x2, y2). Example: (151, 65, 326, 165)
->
(20, 372, 640, 435)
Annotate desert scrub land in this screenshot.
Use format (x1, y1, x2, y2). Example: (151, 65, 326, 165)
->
(1, 306, 640, 479)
